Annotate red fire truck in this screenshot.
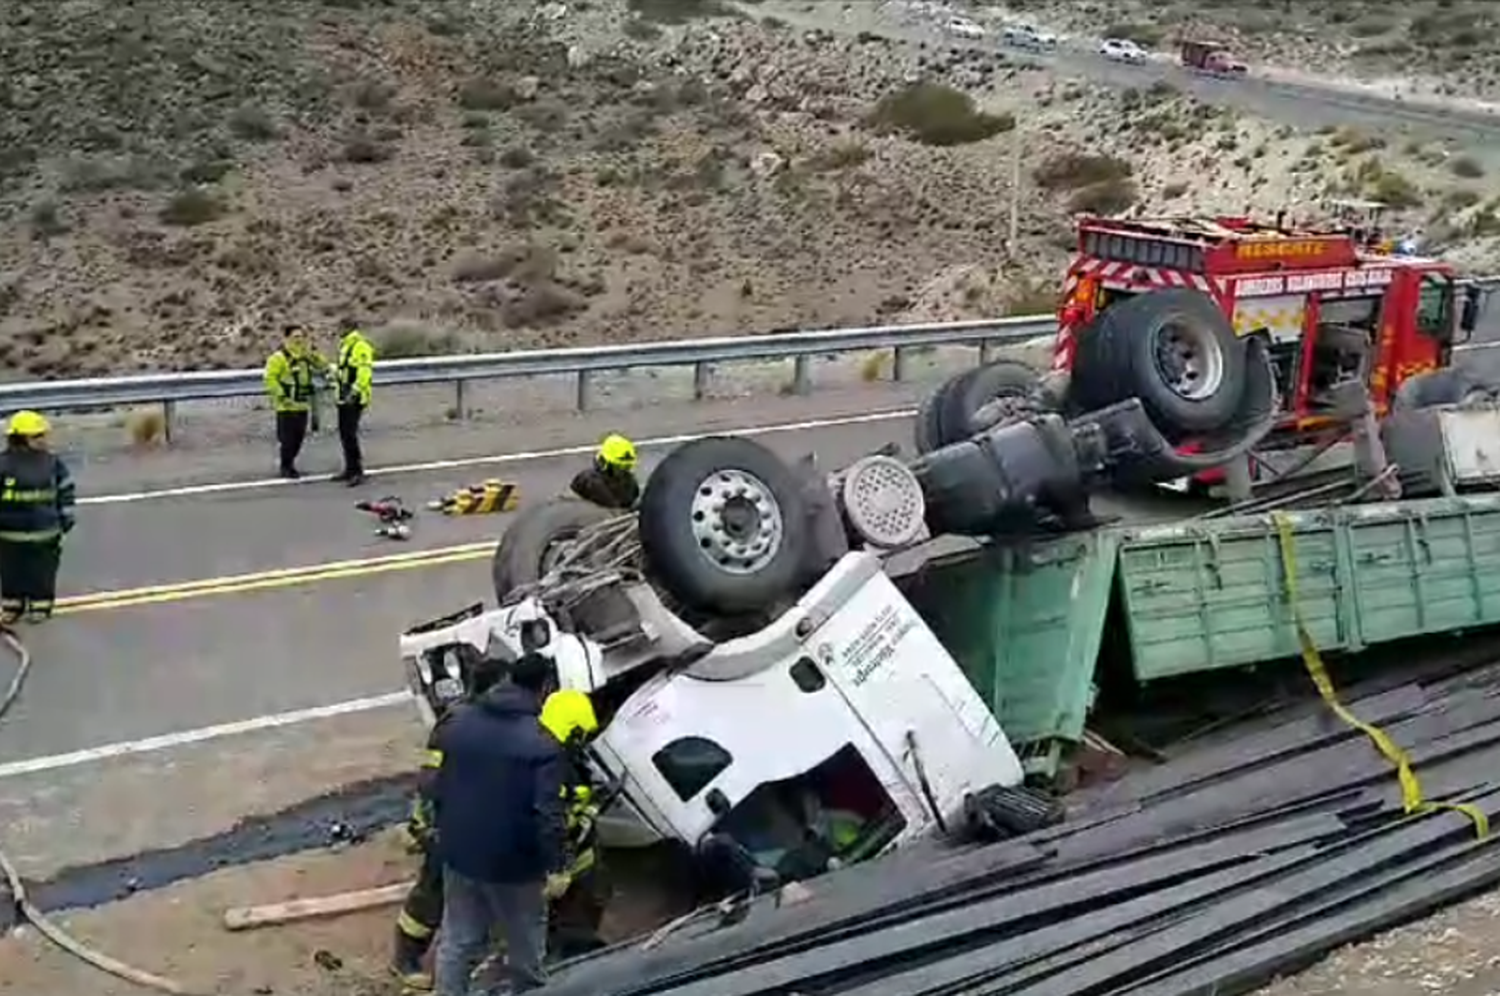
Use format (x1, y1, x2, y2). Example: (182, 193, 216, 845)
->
(1051, 215, 1482, 477)
(915, 214, 1486, 495)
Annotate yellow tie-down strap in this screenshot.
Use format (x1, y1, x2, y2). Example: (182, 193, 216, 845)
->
(1271, 512, 1489, 839)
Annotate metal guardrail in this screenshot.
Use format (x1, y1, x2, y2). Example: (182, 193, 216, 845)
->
(0, 315, 1058, 435)
(2, 276, 1498, 438)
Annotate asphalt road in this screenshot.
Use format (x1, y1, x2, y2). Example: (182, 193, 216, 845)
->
(0, 407, 927, 762)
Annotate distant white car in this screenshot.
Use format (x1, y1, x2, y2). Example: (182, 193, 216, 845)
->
(1002, 22, 1058, 50)
(945, 16, 986, 40)
(1098, 38, 1147, 64)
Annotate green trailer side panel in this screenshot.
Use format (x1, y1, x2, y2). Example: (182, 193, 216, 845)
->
(904, 534, 1119, 757)
(1118, 494, 1500, 682)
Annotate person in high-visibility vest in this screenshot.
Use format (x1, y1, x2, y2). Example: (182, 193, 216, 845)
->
(332, 326, 375, 487)
(0, 411, 75, 624)
(537, 689, 608, 959)
(569, 434, 640, 510)
(263, 326, 329, 478)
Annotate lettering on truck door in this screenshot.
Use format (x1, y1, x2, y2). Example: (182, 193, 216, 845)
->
(814, 572, 1019, 816)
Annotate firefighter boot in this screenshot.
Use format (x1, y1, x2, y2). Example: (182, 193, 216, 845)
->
(389, 926, 434, 992)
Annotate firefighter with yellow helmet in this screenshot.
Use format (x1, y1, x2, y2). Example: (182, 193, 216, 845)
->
(389, 683, 606, 990)
(538, 688, 610, 958)
(0, 411, 75, 624)
(569, 434, 640, 510)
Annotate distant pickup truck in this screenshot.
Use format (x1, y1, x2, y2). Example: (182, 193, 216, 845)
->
(1180, 39, 1247, 76)
(1001, 22, 1058, 51)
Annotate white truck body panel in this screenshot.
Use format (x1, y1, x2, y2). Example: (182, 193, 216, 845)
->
(399, 552, 1025, 856)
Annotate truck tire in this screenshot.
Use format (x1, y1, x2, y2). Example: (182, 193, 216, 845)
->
(930, 361, 1044, 450)
(914, 388, 944, 454)
(1393, 368, 1493, 410)
(638, 436, 809, 615)
(961, 783, 1065, 841)
(1071, 288, 1245, 439)
(491, 499, 616, 601)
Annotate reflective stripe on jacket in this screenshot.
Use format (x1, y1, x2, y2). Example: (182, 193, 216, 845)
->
(336, 331, 375, 406)
(561, 786, 599, 879)
(0, 449, 75, 541)
(264, 348, 322, 412)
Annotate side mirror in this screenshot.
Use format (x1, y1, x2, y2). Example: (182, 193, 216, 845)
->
(519, 619, 551, 653)
(1460, 284, 1483, 338)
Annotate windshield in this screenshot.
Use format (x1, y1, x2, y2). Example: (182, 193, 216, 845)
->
(707, 744, 906, 883)
(1416, 273, 1453, 339)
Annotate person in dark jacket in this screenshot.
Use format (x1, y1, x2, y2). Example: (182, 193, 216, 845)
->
(569, 434, 640, 510)
(390, 651, 509, 992)
(431, 652, 567, 995)
(0, 411, 76, 624)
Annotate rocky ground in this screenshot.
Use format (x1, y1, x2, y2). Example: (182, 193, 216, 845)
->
(971, 0, 1500, 101)
(4, 0, 1500, 380)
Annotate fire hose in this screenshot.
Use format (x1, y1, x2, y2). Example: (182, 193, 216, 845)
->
(0, 627, 209, 995)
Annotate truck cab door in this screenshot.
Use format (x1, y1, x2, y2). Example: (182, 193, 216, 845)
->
(1416, 272, 1460, 346)
(811, 562, 1025, 822)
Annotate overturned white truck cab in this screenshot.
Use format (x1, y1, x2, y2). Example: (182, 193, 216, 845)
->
(402, 546, 1032, 871)
(402, 315, 1288, 885)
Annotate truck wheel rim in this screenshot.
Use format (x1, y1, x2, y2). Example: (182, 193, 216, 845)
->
(690, 469, 784, 575)
(1154, 320, 1224, 402)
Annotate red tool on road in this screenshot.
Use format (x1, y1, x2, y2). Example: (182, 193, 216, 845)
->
(356, 497, 414, 540)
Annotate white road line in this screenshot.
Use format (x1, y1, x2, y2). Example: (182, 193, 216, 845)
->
(0, 690, 413, 780)
(4, 405, 922, 779)
(78, 408, 917, 506)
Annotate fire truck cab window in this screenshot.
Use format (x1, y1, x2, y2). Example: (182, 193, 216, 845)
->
(1416, 274, 1452, 337)
(653, 736, 733, 802)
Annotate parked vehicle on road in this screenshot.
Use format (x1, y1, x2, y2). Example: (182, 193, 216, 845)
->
(1180, 38, 1247, 76)
(1001, 22, 1057, 50)
(1098, 37, 1147, 64)
(944, 16, 986, 40)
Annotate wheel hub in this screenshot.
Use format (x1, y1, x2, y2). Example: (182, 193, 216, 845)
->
(690, 469, 785, 575)
(1153, 320, 1225, 402)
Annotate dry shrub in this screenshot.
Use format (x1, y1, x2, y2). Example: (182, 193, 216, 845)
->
(859, 351, 890, 382)
(1067, 178, 1139, 215)
(865, 83, 1015, 147)
(128, 409, 166, 447)
(1034, 153, 1134, 191)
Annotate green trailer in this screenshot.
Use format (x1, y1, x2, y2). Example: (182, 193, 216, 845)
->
(903, 492, 1500, 778)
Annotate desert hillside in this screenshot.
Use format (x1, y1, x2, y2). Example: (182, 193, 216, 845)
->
(1, 0, 1498, 379)
(977, 0, 1500, 99)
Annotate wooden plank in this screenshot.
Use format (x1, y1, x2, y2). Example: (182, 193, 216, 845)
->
(222, 881, 412, 932)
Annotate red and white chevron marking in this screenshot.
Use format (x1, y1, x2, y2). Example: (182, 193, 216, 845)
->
(1072, 257, 1229, 297)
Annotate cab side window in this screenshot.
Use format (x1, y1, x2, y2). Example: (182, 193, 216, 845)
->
(652, 736, 733, 802)
(1416, 276, 1451, 337)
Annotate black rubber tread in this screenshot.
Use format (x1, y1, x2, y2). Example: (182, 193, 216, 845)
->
(932, 360, 1044, 449)
(1069, 288, 1246, 440)
(491, 498, 615, 601)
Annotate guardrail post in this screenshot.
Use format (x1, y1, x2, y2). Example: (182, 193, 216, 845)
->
(575, 371, 593, 412)
(162, 400, 175, 445)
(892, 347, 910, 382)
(453, 380, 467, 420)
(792, 356, 812, 395)
(979, 340, 995, 364)
(693, 362, 711, 401)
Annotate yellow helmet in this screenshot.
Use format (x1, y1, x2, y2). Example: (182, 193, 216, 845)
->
(6, 411, 50, 437)
(540, 689, 599, 745)
(597, 434, 637, 472)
